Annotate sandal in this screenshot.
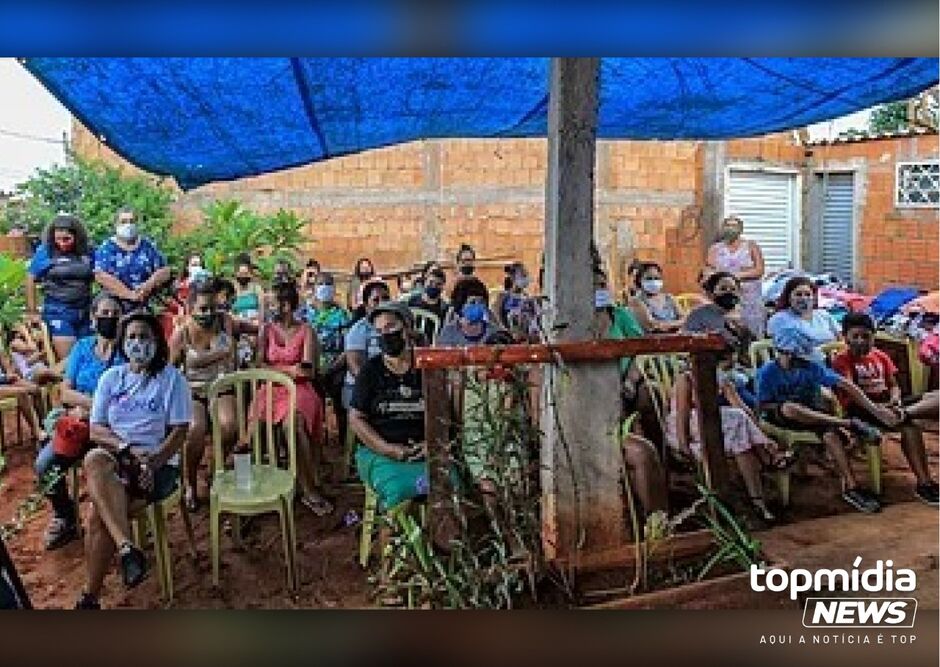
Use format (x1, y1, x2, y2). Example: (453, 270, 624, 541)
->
(749, 497, 776, 524)
(118, 541, 148, 589)
(767, 449, 797, 471)
(301, 494, 334, 517)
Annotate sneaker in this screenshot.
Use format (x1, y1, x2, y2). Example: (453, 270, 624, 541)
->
(842, 487, 881, 513)
(43, 517, 78, 551)
(849, 418, 882, 444)
(74, 592, 100, 610)
(118, 542, 148, 589)
(915, 481, 940, 507)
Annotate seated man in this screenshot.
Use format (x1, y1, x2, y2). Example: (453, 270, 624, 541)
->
(756, 327, 901, 514)
(831, 312, 939, 506)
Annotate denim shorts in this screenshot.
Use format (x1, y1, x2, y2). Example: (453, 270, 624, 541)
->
(43, 299, 92, 338)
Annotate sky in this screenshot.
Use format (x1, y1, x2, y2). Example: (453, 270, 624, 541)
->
(0, 57, 872, 193)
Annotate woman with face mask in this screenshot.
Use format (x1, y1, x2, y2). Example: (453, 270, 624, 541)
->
(25, 214, 96, 360)
(231, 256, 266, 327)
(406, 267, 449, 322)
(76, 311, 192, 609)
(169, 278, 248, 511)
(455, 244, 476, 278)
(33, 293, 126, 550)
(495, 262, 536, 338)
(94, 207, 172, 314)
(349, 257, 377, 309)
(304, 272, 352, 447)
(684, 271, 752, 353)
(767, 276, 840, 365)
(628, 262, 685, 334)
(249, 281, 332, 516)
(436, 278, 502, 347)
(349, 302, 430, 514)
(706, 216, 767, 339)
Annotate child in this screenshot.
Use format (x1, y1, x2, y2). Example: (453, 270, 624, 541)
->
(831, 312, 939, 506)
(7, 324, 61, 385)
(756, 327, 901, 514)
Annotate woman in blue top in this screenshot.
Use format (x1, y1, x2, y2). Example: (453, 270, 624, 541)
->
(76, 311, 192, 609)
(34, 293, 125, 550)
(766, 276, 840, 364)
(25, 214, 96, 360)
(93, 207, 172, 313)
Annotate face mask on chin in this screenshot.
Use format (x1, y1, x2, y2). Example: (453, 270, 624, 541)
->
(115, 222, 138, 243)
(792, 296, 814, 312)
(641, 278, 664, 295)
(124, 338, 155, 365)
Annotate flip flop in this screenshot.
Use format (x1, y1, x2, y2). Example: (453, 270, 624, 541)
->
(119, 542, 148, 589)
(769, 449, 797, 471)
(301, 494, 334, 517)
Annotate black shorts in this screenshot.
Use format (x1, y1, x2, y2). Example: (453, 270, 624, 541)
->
(760, 398, 834, 436)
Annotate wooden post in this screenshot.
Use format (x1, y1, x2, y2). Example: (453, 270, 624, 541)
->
(690, 351, 730, 494)
(541, 58, 623, 560)
(423, 367, 454, 546)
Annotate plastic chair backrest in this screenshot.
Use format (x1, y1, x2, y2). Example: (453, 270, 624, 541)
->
(207, 369, 297, 479)
(749, 339, 774, 370)
(410, 307, 442, 345)
(635, 354, 683, 432)
(820, 340, 847, 362)
(675, 293, 699, 314)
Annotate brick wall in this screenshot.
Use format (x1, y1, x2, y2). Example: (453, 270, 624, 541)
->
(71, 120, 938, 296)
(809, 134, 939, 292)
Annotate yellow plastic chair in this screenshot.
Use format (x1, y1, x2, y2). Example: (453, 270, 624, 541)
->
(749, 338, 774, 371)
(358, 484, 417, 569)
(208, 369, 299, 591)
(635, 354, 685, 407)
(410, 307, 442, 345)
(675, 293, 702, 314)
(129, 464, 197, 604)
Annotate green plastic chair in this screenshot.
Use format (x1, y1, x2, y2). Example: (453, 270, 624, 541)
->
(208, 369, 299, 591)
(410, 307, 442, 345)
(129, 464, 197, 605)
(358, 481, 415, 569)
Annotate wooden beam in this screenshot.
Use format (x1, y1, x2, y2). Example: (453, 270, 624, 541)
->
(690, 350, 730, 494)
(422, 367, 455, 547)
(414, 334, 726, 370)
(540, 57, 623, 561)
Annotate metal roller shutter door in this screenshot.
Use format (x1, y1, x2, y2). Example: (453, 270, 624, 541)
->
(725, 170, 796, 272)
(818, 172, 855, 284)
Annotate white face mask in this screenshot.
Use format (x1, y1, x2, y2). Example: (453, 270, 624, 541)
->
(116, 222, 138, 242)
(641, 278, 664, 295)
(315, 284, 335, 302)
(594, 289, 613, 308)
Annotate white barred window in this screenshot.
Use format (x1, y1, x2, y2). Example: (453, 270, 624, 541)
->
(895, 160, 939, 208)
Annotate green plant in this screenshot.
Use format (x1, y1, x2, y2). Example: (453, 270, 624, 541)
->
(0, 254, 27, 331)
(0, 156, 177, 262)
(869, 101, 910, 134)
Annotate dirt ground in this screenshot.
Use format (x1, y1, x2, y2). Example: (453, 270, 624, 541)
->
(1, 423, 937, 610)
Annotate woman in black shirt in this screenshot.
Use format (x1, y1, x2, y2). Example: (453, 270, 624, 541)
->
(349, 301, 428, 511)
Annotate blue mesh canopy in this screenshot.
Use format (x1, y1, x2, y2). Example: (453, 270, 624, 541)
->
(25, 58, 938, 189)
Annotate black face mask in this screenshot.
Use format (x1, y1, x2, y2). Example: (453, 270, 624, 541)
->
(235, 276, 251, 287)
(380, 329, 407, 357)
(96, 316, 119, 341)
(714, 292, 740, 312)
(459, 265, 474, 276)
(193, 312, 216, 329)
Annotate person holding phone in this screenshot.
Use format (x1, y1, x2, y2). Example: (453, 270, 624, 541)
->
(349, 301, 429, 511)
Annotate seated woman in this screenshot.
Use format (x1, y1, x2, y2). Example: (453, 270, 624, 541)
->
(494, 262, 538, 341)
(7, 323, 61, 385)
(767, 276, 839, 365)
(831, 312, 939, 506)
(436, 277, 503, 346)
(629, 262, 685, 334)
(35, 293, 124, 550)
(250, 281, 331, 516)
(231, 255, 266, 327)
(169, 278, 253, 511)
(75, 311, 191, 609)
(667, 348, 793, 523)
(0, 338, 45, 442)
(350, 302, 429, 511)
(755, 327, 901, 515)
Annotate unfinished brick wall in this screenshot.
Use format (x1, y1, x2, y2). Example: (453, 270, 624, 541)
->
(810, 134, 939, 293)
(74, 120, 935, 297)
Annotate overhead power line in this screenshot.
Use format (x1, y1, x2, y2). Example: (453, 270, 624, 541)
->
(0, 127, 65, 145)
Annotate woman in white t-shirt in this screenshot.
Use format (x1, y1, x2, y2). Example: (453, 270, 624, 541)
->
(766, 276, 840, 365)
(75, 311, 192, 609)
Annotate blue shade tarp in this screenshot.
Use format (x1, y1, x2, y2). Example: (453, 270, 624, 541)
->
(25, 58, 939, 189)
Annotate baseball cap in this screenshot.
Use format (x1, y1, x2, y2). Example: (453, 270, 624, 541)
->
(367, 300, 414, 329)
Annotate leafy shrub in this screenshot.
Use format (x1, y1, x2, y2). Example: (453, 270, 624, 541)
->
(0, 254, 27, 331)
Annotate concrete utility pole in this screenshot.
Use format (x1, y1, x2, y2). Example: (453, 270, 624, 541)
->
(541, 58, 624, 559)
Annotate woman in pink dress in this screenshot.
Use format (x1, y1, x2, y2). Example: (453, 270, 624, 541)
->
(706, 215, 767, 339)
(251, 281, 332, 515)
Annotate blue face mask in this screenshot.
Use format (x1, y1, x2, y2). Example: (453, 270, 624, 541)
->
(462, 302, 487, 324)
(425, 285, 442, 300)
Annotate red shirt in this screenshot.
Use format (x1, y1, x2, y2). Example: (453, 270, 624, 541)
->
(832, 348, 897, 407)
